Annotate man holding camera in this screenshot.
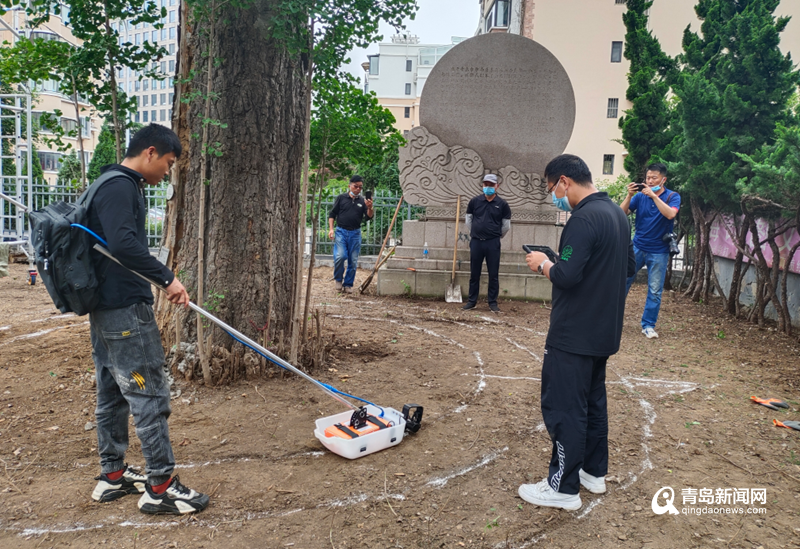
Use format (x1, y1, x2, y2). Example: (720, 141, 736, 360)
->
(620, 163, 681, 339)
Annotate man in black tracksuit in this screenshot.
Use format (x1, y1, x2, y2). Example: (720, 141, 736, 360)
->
(519, 154, 635, 511)
(463, 173, 511, 312)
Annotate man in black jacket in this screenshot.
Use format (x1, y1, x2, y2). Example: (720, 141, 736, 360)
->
(519, 154, 635, 511)
(87, 124, 209, 515)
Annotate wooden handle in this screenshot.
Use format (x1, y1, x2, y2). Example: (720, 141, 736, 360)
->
(359, 196, 404, 294)
(451, 197, 460, 283)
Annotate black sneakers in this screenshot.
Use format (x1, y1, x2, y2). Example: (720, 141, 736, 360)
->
(489, 303, 500, 313)
(91, 464, 147, 502)
(462, 302, 477, 310)
(138, 475, 210, 515)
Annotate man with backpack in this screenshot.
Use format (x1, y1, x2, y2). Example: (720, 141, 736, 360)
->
(620, 163, 681, 339)
(86, 124, 209, 515)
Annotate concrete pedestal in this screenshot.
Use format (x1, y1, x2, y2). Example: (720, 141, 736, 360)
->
(376, 218, 563, 300)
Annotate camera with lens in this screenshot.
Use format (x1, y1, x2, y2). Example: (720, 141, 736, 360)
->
(662, 232, 680, 256)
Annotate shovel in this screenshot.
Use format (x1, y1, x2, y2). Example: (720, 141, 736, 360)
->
(445, 197, 462, 303)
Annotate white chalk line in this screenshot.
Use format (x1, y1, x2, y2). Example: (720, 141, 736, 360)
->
(426, 447, 508, 488)
(14, 489, 407, 537)
(0, 325, 10, 331)
(30, 314, 76, 323)
(505, 337, 542, 362)
(0, 321, 89, 347)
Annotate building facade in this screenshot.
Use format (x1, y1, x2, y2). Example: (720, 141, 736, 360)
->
(113, 0, 180, 127)
(364, 35, 463, 137)
(0, 7, 101, 185)
(478, 0, 800, 182)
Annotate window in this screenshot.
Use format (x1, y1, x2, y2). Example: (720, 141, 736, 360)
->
(169, 92, 174, 104)
(135, 96, 140, 106)
(161, 79, 167, 89)
(135, 33, 141, 45)
(169, 10, 176, 23)
(161, 93, 166, 105)
(128, 81, 132, 92)
(607, 98, 619, 118)
(152, 110, 157, 122)
(169, 27, 176, 39)
(404, 83, 411, 95)
(168, 43, 175, 54)
(168, 109, 172, 119)
(615, 0, 626, 3)
(368, 55, 379, 75)
(611, 41, 623, 62)
(152, 30, 158, 41)
(170, 0, 176, 5)
(603, 154, 615, 175)
(169, 60, 175, 72)
(152, 94, 157, 105)
(143, 95, 149, 106)
(143, 111, 148, 122)
(81, 117, 91, 137)
(135, 112, 140, 123)
(485, 0, 510, 32)
(143, 80, 149, 91)
(406, 59, 412, 72)
(61, 118, 78, 134)
(161, 61, 166, 73)
(37, 152, 63, 172)
(404, 107, 410, 118)
(161, 29, 167, 40)
(135, 80, 140, 91)
(160, 109, 166, 121)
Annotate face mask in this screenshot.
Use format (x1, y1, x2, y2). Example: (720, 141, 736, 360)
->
(552, 191, 572, 212)
(651, 185, 661, 193)
(483, 186, 496, 196)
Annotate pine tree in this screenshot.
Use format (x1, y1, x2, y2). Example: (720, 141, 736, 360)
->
(86, 122, 117, 183)
(618, 0, 675, 182)
(57, 150, 83, 189)
(673, 0, 800, 303)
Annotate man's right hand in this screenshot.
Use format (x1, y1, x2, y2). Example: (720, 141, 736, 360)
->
(626, 182, 641, 196)
(328, 229, 335, 239)
(165, 277, 190, 308)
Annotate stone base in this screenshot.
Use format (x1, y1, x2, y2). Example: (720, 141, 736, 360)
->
(375, 218, 562, 300)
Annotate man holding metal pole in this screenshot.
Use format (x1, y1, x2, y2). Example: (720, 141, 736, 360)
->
(86, 124, 209, 515)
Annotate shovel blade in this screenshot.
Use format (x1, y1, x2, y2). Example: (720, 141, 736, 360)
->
(445, 284, 462, 303)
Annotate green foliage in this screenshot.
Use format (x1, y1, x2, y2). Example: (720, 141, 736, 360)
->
(670, 0, 800, 214)
(56, 150, 83, 189)
(618, 0, 676, 181)
(737, 124, 800, 220)
(597, 174, 632, 205)
(357, 146, 401, 194)
(310, 73, 404, 185)
(0, 0, 168, 153)
(270, 0, 419, 80)
(87, 121, 118, 182)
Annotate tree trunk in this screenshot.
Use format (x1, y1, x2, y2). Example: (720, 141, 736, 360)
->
(70, 82, 87, 190)
(726, 216, 748, 317)
(302, 175, 325, 341)
(104, 15, 122, 163)
(156, 0, 307, 384)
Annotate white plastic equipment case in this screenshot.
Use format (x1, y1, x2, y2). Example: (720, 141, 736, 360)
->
(314, 405, 406, 459)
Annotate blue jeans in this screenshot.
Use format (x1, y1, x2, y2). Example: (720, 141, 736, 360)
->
(625, 246, 670, 330)
(333, 227, 361, 288)
(90, 303, 174, 486)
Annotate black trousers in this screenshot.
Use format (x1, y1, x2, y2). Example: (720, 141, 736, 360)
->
(468, 237, 501, 305)
(540, 344, 609, 495)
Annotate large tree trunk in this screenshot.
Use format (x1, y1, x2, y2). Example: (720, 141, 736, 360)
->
(156, 0, 307, 384)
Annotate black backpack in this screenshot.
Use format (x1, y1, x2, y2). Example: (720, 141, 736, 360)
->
(29, 170, 132, 316)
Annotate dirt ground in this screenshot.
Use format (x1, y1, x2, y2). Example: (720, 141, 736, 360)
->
(1, 261, 800, 549)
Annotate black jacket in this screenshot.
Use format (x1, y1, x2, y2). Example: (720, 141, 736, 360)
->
(546, 192, 636, 357)
(87, 165, 174, 310)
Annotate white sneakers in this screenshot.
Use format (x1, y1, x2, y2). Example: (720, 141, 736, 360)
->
(518, 479, 582, 511)
(518, 470, 607, 510)
(642, 327, 659, 339)
(579, 468, 606, 494)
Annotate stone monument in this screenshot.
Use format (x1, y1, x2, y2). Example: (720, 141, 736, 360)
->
(377, 33, 577, 300)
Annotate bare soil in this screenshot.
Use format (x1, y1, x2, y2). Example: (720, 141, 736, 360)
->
(1, 262, 800, 549)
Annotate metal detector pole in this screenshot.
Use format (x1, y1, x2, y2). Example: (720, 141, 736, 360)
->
(93, 244, 356, 411)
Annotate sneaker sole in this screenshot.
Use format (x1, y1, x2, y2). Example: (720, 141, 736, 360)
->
(139, 493, 210, 515)
(518, 487, 582, 510)
(92, 484, 144, 502)
(579, 481, 606, 494)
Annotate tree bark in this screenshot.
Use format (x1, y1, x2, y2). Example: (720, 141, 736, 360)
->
(156, 0, 307, 384)
(70, 81, 87, 190)
(103, 14, 122, 163)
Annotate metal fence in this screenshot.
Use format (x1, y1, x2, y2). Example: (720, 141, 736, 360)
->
(307, 190, 423, 256)
(1, 178, 167, 249)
